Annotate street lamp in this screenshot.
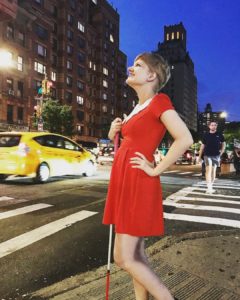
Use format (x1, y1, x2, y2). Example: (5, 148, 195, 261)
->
(220, 111, 227, 119)
(0, 49, 13, 68)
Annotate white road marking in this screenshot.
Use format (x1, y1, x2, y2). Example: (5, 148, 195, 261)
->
(0, 210, 98, 258)
(0, 196, 14, 201)
(178, 172, 193, 175)
(196, 182, 240, 188)
(163, 170, 179, 173)
(181, 187, 240, 198)
(167, 195, 240, 205)
(164, 213, 240, 228)
(192, 173, 202, 176)
(0, 204, 53, 220)
(194, 184, 240, 190)
(164, 200, 240, 214)
(0, 198, 29, 208)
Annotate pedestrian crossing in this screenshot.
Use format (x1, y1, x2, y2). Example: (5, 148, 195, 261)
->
(0, 196, 98, 259)
(164, 179, 240, 229)
(163, 170, 202, 177)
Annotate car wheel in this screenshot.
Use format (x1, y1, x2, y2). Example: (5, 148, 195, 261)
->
(0, 174, 8, 181)
(34, 163, 50, 183)
(83, 160, 96, 177)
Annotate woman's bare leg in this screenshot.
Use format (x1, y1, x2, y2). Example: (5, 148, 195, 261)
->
(132, 239, 149, 299)
(114, 233, 174, 300)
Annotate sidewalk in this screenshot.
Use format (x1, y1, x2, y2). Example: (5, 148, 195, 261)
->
(30, 229, 240, 300)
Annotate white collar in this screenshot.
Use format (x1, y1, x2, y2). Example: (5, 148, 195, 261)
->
(123, 97, 153, 124)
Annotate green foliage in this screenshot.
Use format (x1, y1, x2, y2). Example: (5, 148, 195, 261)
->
(224, 122, 240, 144)
(42, 99, 74, 136)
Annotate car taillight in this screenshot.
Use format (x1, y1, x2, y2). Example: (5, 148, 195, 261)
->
(16, 143, 30, 157)
(186, 153, 191, 159)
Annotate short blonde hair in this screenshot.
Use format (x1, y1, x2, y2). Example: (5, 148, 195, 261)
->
(135, 52, 171, 93)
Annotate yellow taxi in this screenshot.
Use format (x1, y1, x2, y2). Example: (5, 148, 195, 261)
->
(0, 132, 97, 183)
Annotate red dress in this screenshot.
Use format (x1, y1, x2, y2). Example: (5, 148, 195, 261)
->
(102, 93, 174, 236)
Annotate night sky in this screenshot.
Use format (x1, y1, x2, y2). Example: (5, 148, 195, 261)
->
(108, 0, 240, 122)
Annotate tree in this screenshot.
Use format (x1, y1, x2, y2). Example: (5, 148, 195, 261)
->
(42, 99, 74, 136)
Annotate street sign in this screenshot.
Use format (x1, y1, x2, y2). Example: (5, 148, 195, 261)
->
(38, 123, 43, 131)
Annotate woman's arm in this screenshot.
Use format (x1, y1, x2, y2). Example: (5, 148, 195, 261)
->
(108, 117, 122, 141)
(152, 110, 193, 175)
(130, 110, 193, 176)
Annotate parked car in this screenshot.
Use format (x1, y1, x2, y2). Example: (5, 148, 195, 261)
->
(97, 146, 115, 165)
(0, 132, 97, 183)
(176, 150, 194, 164)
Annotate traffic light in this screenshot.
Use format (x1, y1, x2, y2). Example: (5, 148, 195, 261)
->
(42, 79, 47, 94)
(46, 80, 53, 94)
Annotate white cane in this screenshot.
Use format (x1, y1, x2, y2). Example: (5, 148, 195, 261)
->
(106, 132, 119, 300)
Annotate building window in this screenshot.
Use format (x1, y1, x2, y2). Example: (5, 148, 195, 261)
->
(17, 107, 24, 122)
(66, 91, 72, 103)
(67, 14, 74, 25)
(166, 33, 169, 41)
(67, 60, 73, 70)
(102, 105, 107, 113)
(89, 61, 93, 69)
(18, 31, 25, 46)
(69, 0, 76, 10)
(103, 80, 108, 88)
(78, 22, 85, 32)
(17, 56, 23, 71)
(67, 45, 73, 55)
(52, 55, 57, 67)
(6, 24, 14, 39)
(110, 34, 114, 43)
(177, 31, 180, 39)
(111, 108, 114, 115)
(78, 52, 85, 63)
(78, 36, 85, 48)
(35, 24, 48, 40)
(78, 66, 85, 77)
(66, 76, 72, 87)
(67, 29, 73, 40)
(92, 0, 97, 4)
(76, 124, 83, 133)
(37, 43, 47, 57)
(103, 93, 107, 100)
(6, 78, 13, 90)
(77, 96, 84, 105)
(34, 61, 46, 74)
(103, 67, 108, 75)
(7, 105, 14, 123)
(77, 80, 84, 91)
(33, 80, 42, 92)
(34, 0, 43, 5)
(77, 110, 84, 121)
(51, 71, 56, 81)
(171, 32, 174, 40)
(17, 81, 24, 98)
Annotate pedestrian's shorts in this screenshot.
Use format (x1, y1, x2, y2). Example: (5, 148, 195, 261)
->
(204, 155, 220, 167)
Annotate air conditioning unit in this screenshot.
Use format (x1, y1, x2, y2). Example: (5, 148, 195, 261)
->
(8, 89, 15, 96)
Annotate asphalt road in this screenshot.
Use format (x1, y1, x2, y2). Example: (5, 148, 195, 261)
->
(0, 164, 239, 299)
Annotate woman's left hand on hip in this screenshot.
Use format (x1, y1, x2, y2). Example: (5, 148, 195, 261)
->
(130, 152, 157, 176)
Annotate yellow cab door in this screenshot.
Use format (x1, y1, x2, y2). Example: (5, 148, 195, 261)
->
(61, 137, 85, 175)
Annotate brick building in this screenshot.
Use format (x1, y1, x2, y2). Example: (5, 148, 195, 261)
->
(0, 0, 132, 146)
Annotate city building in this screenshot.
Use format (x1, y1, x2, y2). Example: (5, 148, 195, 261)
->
(156, 22, 198, 133)
(198, 103, 226, 138)
(0, 0, 132, 146)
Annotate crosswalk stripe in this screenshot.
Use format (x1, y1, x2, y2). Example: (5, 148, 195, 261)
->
(164, 213, 240, 228)
(182, 187, 240, 199)
(196, 182, 240, 188)
(194, 184, 240, 190)
(0, 210, 98, 259)
(163, 170, 179, 173)
(164, 200, 240, 214)
(0, 196, 14, 201)
(192, 173, 202, 176)
(0, 204, 53, 220)
(0, 198, 29, 208)
(167, 195, 240, 205)
(178, 172, 193, 175)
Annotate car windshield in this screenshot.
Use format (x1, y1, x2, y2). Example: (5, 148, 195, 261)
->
(0, 135, 21, 147)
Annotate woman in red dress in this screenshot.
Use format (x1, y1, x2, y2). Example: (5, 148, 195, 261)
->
(103, 52, 193, 300)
